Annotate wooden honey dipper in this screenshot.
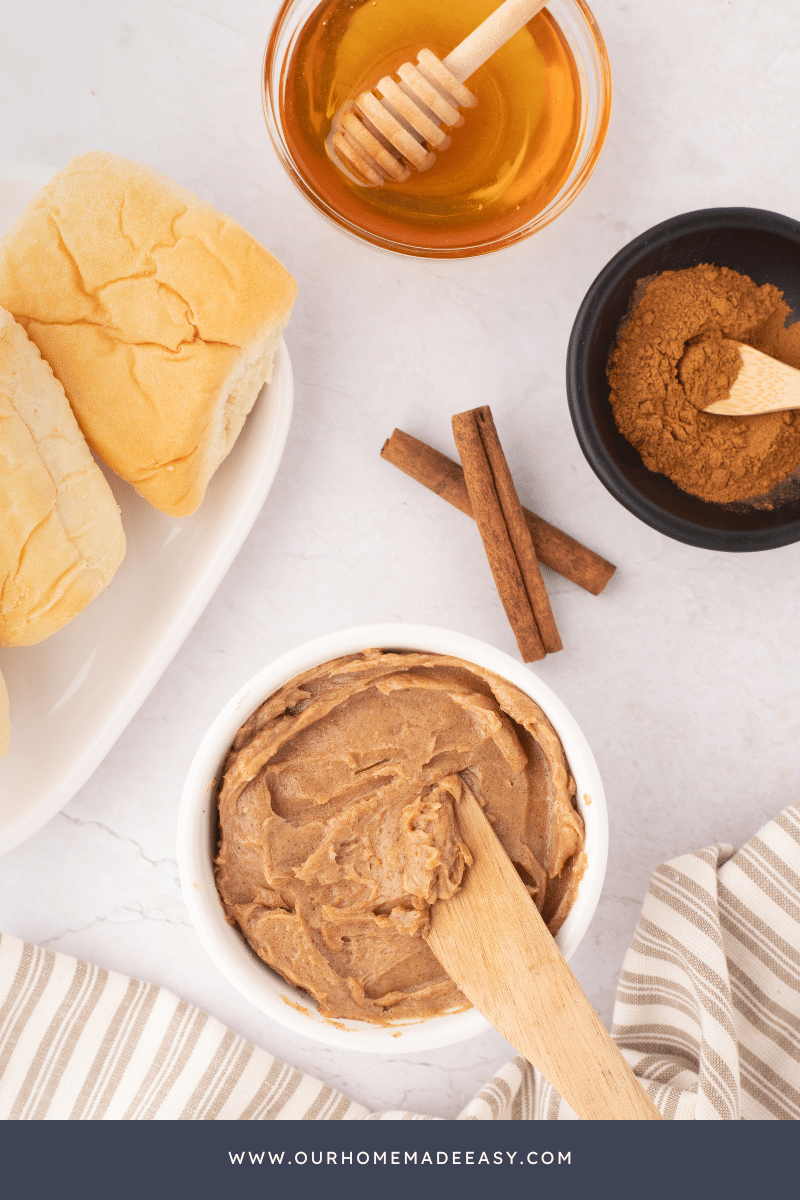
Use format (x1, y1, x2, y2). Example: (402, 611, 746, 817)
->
(329, 0, 548, 186)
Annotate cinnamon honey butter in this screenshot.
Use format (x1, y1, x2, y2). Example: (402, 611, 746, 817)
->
(214, 649, 586, 1024)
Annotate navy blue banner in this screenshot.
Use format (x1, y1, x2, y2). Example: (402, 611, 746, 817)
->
(0, 1119, 794, 1200)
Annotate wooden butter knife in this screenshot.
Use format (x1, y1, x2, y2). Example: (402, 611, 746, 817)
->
(427, 786, 662, 1120)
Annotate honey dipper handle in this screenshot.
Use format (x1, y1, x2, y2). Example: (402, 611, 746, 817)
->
(443, 0, 549, 82)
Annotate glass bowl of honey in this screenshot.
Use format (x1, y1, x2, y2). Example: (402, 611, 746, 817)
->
(263, 0, 611, 258)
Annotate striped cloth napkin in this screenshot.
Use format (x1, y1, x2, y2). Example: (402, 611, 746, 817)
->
(1, 804, 798, 1120)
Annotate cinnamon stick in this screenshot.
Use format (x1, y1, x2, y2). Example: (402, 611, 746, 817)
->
(451, 409, 547, 662)
(380, 428, 615, 595)
(473, 407, 562, 654)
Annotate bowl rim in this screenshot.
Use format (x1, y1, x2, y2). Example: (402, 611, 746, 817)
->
(566, 205, 800, 552)
(177, 623, 608, 1054)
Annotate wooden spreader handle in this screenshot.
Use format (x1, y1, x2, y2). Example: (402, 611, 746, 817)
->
(427, 787, 663, 1121)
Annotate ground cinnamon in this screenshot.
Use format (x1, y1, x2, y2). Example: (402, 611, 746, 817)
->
(608, 264, 800, 504)
(678, 336, 743, 411)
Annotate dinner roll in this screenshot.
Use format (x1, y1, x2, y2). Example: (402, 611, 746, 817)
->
(0, 152, 297, 517)
(0, 668, 8, 759)
(0, 307, 125, 646)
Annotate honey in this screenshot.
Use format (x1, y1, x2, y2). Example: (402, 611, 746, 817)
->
(277, 0, 587, 254)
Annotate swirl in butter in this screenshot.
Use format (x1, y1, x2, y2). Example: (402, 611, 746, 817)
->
(214, 650, 585, 1023)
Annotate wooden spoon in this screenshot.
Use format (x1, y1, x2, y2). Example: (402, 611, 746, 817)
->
(703, 341, 800, 416)
(329, 0, 547, 186)
(427, 785, 662, 1120)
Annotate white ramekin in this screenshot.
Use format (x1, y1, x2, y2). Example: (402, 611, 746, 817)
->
(177, 624, 608, 1053)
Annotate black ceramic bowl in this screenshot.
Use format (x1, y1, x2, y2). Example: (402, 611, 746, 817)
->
(567, 207, 800, 551)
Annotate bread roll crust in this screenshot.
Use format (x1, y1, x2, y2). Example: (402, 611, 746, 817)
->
(0, 152, 297, 516)
(0, 307, 125, 646)
(0, 668, 9, 759)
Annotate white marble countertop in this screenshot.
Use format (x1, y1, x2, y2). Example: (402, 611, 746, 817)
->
(2, 0, 799, 1119)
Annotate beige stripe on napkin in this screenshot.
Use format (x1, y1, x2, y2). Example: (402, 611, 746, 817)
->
(0, 938, 368, 1120)
(460, 803, 800, 1120)
(0, 804, 798, 1120)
